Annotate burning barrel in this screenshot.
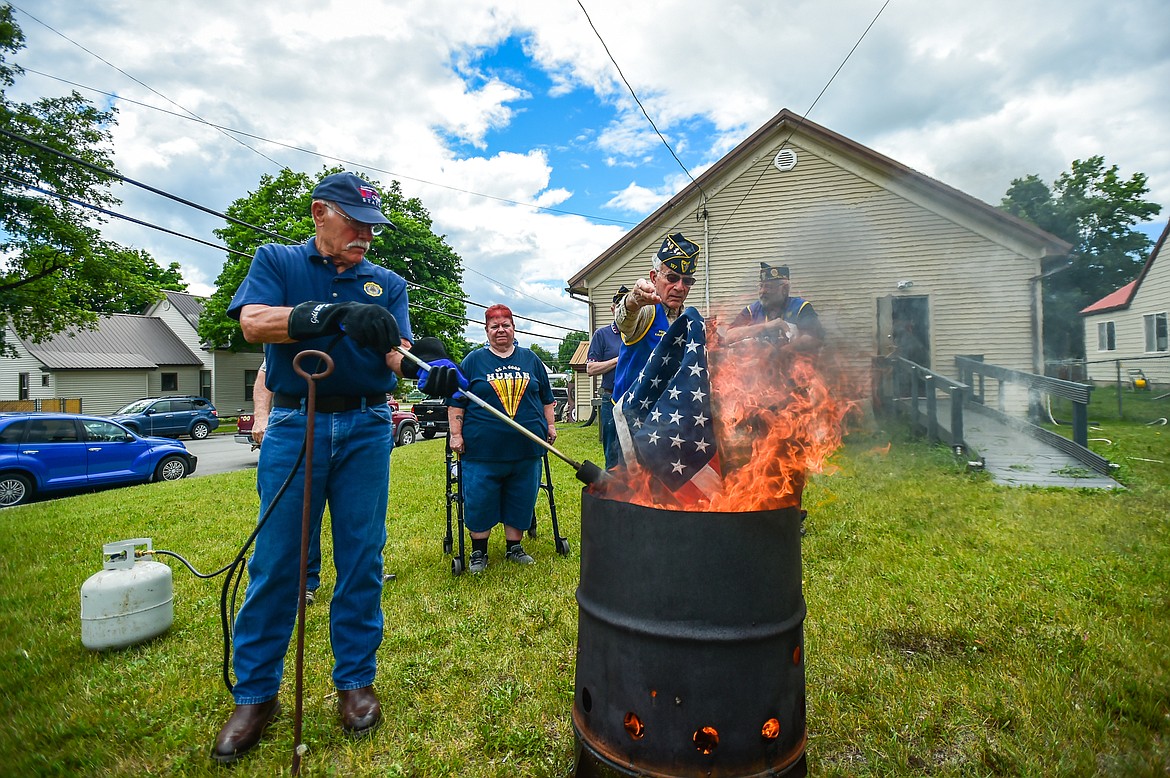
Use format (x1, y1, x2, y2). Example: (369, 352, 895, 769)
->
(572, 491, 807, 777)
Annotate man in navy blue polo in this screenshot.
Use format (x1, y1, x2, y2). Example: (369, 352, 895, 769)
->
(213, 172, 458, 763)
(586, 285, 627, 469)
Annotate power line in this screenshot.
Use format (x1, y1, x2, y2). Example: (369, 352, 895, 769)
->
(9, 2, 285, 171)
(710, 0, 894, 241)
(19, 67, 642, 230)
(1, 173, 254, 258)
(574, 0, 703, 199)
(4, 125, 589, 329)
(0, 126, 290, 243)
(3, 172, 584, 341)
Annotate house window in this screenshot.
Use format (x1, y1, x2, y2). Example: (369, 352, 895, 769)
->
(244, 370, 258, 402)
(161, 372, 178, 392)
(200, 370, 212, 400)
(1145, 312, 1168, 352)
(19, 372, 29, 400)
(41, 374, 49, 387)
(1097, 321, 1116, 351)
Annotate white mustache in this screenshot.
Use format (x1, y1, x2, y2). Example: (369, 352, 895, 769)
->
(347, 240, 371, 251)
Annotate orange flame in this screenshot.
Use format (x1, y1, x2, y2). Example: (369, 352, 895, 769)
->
(596, 320, 860, 512)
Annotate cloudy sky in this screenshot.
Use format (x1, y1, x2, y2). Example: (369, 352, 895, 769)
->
(8, 0, 1169, 352)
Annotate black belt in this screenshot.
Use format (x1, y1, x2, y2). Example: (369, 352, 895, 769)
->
(274, 393, 386, 413)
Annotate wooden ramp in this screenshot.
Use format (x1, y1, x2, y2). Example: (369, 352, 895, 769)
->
(932, 399, 1123, 490)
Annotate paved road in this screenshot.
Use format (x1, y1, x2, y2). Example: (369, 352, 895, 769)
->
(186, 434, 258, 477)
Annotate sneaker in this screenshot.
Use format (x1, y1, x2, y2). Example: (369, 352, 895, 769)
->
(505, 544, 535, 565)
(305, 589, 317, 606)
(468, 549, 489, 574)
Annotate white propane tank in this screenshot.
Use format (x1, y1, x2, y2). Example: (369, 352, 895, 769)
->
(80, 538, 173, 651)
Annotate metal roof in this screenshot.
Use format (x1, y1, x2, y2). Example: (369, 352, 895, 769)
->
(18, 314, 205, 370)
(161, 290, 206, 329)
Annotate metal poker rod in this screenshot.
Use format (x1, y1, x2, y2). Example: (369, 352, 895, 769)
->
(396, 347, 608, 486)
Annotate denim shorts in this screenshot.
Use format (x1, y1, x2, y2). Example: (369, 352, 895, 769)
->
(460, 457, 542, 533)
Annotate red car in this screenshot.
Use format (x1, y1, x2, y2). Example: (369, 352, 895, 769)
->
(235, 398, 419, 448)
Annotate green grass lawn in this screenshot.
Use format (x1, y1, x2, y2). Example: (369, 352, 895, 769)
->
(0, 418, 1167, 777)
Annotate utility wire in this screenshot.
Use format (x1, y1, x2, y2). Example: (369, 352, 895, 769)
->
(4, 174, 583, 343)
(1, 173, 254, 258)
(574, 0, 702, 198)
(4, 126, 588, 329)
(710, 0, 893, 241)
(0, 127, 289, 243)
(10, 2, 285, 171)
(21, 67, 641, 229)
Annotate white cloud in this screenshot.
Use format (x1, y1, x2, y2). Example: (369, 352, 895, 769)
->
(8, 0, 1168, 343)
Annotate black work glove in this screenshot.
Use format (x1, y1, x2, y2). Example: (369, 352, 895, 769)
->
(400, 336, 452, 379)
(287, 301, 401, 353)
(287, 301, 352, 340)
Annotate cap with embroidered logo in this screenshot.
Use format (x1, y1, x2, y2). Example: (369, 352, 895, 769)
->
(611, 285, 630, 305)
(311, 172, 396, 230)
(759, 261, 789, 282)
(655, 233, 701, 275)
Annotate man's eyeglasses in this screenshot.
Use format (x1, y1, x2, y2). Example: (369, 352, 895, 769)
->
(664, 273, 696, 287)
(324, 203, 384, 236)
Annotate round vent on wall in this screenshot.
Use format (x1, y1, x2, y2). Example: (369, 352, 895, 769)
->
(773, 148, 798, 172)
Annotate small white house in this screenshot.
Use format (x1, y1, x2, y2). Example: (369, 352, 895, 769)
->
(1080, 220, 1170, 388)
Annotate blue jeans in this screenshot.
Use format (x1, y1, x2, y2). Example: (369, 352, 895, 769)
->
(231, 402, 394, 704)
(599, 393, 621, 469)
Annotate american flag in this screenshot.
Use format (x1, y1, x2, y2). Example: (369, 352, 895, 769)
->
(613, 307, 722, 502)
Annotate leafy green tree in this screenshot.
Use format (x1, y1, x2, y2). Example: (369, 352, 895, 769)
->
(1001, 156, 1161, 360)
(0, 6, 185, 356)
(528, 342, 557, 370)
(199, 166, 467, 356)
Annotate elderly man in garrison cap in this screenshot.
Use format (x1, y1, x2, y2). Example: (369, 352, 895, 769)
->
(727, 261, 824, 349)
(214, 171, 462, 764)
(612, 233, 701, 403)
(587, 284, 630, 469)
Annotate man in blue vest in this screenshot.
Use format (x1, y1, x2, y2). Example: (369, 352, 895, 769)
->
(586, 285, 628, 469)
(726, 261, 823, 349)
(612, 233, 701, 401)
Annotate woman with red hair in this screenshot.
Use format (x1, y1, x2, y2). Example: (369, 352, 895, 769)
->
(448, 304, 557, 573)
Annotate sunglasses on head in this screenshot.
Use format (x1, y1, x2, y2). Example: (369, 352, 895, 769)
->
(664, 273, 696, 287)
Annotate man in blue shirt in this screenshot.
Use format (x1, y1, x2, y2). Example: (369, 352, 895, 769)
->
(613, 233, 701, 400)
(213, 172, 458, 763)
(586, 285, 627, 469)
(726, 262, 824, 349)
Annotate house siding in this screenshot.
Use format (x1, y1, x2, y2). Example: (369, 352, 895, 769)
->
(211, 350, 266, 413)
(148, 298, 209, 367)
(1082, 234, 1170, 386)
(584, 137, 1043, 396)
(55, 371, 149, 414)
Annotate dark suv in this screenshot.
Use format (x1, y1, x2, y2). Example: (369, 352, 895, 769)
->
(110, 396, 220, 440)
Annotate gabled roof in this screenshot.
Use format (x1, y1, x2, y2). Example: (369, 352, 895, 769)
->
(569, 340, 590, 370)
(1079, 219, 1169, 315)
(160, 290, 206, 329)
(568, 108, 1072, 292)
(17, 314, 205, 370)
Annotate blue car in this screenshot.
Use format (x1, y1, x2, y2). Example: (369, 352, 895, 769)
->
(109, 395, 220, 440)
(0, 413, 198, 507)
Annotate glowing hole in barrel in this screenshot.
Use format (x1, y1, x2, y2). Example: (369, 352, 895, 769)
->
(761, 718, 780, 740)
(693, 726, 719, 754)
(623, 712, 645, 740)
(793, 645, 802, 664)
